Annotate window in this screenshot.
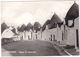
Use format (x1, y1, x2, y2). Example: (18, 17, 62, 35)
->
(68, 20, 73, 26)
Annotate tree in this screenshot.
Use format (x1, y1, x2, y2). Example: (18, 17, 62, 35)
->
(1, 22, 8, 34)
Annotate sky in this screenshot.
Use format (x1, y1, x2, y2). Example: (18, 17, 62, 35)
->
(1, 1, 78, 27)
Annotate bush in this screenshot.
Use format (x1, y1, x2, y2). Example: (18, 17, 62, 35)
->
(1, 38, 14, 45)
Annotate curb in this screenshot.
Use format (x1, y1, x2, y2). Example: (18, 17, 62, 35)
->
(49, 41, 72, 56)
(55, 43, 72, 56)
(64, 50, 72, 56)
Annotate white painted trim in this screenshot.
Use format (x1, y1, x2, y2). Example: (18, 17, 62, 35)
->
(64, 50, 72, 56)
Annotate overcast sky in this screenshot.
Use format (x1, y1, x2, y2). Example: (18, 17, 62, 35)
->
(1, 1, 78, 27)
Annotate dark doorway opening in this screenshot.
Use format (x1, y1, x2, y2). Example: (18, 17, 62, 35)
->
(53, 35, 55, 41)
(76, 29, 79, 48)
(62, 32, 63, 41)
(51, 35, 52, 41)
(28, 36, 30, 40)
(36, 34, 37, 39)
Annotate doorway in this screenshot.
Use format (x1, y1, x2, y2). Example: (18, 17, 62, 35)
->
(51, 35, 52, 41)
(62, 32, 63, 41)
(36, 34, 37, 39)
(76, 29, 79, 48)
(53, 35, 55, 41)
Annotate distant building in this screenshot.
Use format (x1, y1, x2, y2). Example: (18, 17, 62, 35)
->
(32, 22, 41, 40)
(42, 13, 62, 41)
(57, 22, 64, 43)
(37, 27, 42, 40)
(42, 20, 50, 40)
(24, 23, 33, 40)
(18, 24, 26, 40)
(48, 13, 62, 41)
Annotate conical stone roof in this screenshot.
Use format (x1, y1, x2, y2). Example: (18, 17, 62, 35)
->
(25, 23, 33, 31)
(65, 2, 79, 27)
(50, 13, 62, 23)
(65, 2, 79, 20)
(48, 13, 62, 29)
(33, 22, 41, 32)
(19, 24, 26, 32)
(42, 20, 50, 31)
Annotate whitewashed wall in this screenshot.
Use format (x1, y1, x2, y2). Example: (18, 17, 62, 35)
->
(49, 28, 57, 41)
(13, 35, 20, 41)
(66, 28, 76, 45)
(57, 24, 64, 43)
(42, 31, 45, 40)
(65, 17, 79, 46)
(42, 29, 50, 40)
(37, 31, 42, 40)
(74, 17, 79, 49)
(25, 31, 29, 40)
(32, 32, 37, 40)
(42, 27, 58, 41)
(23, 30, 32, 40)
(19, 32, 24, 40)
(74, 17, 79, 29)
(57, 26, 62, 42)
